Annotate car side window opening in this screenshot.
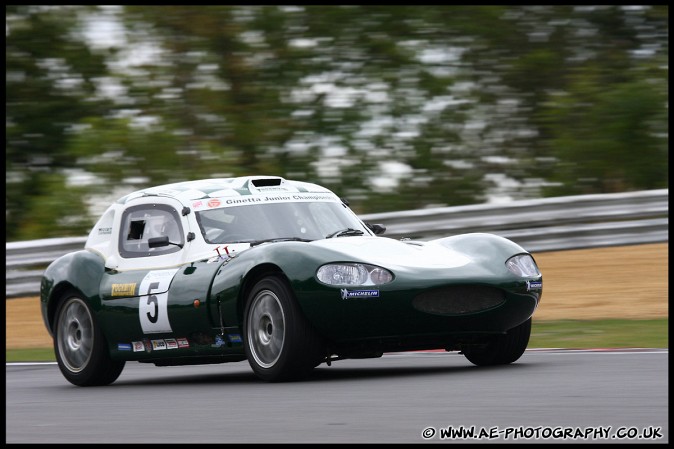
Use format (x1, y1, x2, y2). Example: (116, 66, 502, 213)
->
(119, 204, 184, 258)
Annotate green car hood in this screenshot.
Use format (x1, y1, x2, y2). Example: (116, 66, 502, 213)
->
(304, 232, 530, 280)
(310, 236, 472, 270)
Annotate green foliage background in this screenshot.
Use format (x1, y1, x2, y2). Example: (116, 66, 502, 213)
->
(6, 5, 668, 241)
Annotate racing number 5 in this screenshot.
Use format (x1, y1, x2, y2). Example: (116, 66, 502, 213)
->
(138, 269, 177, 334)
(146, 282, 160, 324)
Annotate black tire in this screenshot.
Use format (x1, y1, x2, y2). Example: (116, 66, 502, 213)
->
(463, 317, 531, 366)
(243, 275, 324, 382)
(53, 293, 125, 386)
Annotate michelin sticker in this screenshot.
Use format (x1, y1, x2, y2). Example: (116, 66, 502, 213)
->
(139, 268, 179, 334)
(341, 289, 380, 300)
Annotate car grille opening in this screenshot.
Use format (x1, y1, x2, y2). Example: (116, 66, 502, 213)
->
(412, 285, 506, 315)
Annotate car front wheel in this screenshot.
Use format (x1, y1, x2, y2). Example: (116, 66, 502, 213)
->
(463, 317, 531, 366)
(243, 275, 324, 382)
(54, 293, 125, 386)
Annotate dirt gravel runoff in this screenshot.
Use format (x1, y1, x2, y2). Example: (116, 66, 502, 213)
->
(5, 243, 668, 349)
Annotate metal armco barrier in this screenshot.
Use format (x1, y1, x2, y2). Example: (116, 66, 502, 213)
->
(6, 189, 668, 298)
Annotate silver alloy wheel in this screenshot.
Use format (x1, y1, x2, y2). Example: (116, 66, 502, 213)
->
(247, 289, 286, 368)
(56, 297, 94, 373)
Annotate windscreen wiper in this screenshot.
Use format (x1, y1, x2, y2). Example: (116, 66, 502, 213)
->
(248, 237, 314, 247)
(325, 228, 365, 239)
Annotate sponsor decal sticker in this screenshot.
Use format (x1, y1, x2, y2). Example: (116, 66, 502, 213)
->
(151, 339, 167, 350)
(97, 227, 112, 235)
(197, 192, 341, 211)
(165, 338, 178, 349)
(340, 289, 380, 300)
(228, 334, 243, 343)
(143, 338, 152, 353)
(177, 338, 190, 348)
(211, 335, 226, 348)
(132, 341, 145, 352)
(527, 280, 543, 291)
(111, 283, 136, 297)
(117, 343, 132, 351)
(224, 193, 339, 206)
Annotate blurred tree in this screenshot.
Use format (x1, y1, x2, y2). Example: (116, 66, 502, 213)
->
(114, 5, 507, 212)
(542, 74, 668, 195)
(537, 7, 669, 195)
(6, 5, 110, 240)
(446, 5, 669, 196)
(5, 5, 668, 241)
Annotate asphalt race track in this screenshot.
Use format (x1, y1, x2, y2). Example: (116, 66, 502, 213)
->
(6, 349, 668, 444)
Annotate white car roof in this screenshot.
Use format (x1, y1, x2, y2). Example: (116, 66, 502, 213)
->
(115, 176, 335, 207)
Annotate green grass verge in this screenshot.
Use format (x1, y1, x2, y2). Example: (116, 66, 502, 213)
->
(6, 347, 56, 362)
(5, 319, 668, 363)
(530, 318, 668, 349)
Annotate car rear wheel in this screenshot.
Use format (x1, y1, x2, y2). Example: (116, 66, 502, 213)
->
(54, 293, 125, 386)
(463, 317, 531, 366)
(243, 275, 324, 382)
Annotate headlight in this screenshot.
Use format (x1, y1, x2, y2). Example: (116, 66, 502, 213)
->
(506, 254, 541, 277)
(317, 263, 394, 286)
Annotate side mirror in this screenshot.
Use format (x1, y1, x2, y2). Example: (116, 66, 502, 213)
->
(149, 235, 184, 249)
(148, 236, 170, 248)
(366, 223, 386, 235)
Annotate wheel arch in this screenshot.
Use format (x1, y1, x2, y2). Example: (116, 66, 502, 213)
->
(237, 263, 287, 324)
(40, 250, 106, 336)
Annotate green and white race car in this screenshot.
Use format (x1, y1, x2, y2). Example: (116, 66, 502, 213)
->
(40, 176, 542, 385)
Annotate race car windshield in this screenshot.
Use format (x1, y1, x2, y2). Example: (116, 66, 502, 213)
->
(196, 201, 371, 244)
